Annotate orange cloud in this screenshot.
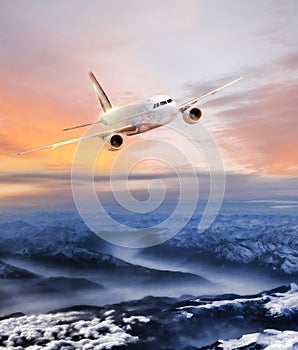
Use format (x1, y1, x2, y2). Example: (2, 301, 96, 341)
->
(0, 65, 146, 206)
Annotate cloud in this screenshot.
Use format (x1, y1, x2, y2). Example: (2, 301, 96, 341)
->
(274, 52, 298, 73)
(183, 52, 298, 175)
(214, 82, 297, 175)
(0, 132, 17, 154)
(1, 169, 298, 211)
(0, 172, 70, 184)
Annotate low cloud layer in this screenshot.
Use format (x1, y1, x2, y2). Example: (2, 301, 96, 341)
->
(1, 169, 297, 210)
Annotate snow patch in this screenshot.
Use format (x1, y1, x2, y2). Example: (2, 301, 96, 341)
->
(123, 315, 150, 324)
(0, 311, 139, 349)
(265, 283, 298, 316)
(103, 309, 115, 317)
(182, 311, 193, 319)
(177, 295, 267, 311)
(219, 329, 298, 350)
(219, 332, 260, 348)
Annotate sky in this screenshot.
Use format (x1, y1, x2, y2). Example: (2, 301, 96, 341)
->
(0, 0, 298, 210)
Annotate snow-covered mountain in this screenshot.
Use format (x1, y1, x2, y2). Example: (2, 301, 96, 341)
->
(0, 208, 297, 348)
(2, 211, 297, 277)
(0, 218, 212, 306)
(0, 284, 297, 349)
(0, 260, 38, 279)
(0, 219, 96, 256)
(143, 213, 298, 276)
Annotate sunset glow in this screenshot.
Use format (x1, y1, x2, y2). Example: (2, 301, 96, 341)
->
(1, 0, 297, 208)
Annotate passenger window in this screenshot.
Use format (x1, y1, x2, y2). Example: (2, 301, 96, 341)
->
(160, 101, 167, 105)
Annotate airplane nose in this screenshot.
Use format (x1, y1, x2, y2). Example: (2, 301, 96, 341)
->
(162, 105, 178, 125)
(170, 103, 179, 119)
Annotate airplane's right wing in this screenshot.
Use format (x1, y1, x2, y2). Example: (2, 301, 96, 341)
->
(179, 76, 243, 110)
(12, 124, 137, 157)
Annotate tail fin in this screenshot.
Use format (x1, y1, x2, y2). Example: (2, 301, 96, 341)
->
(89, 71, 113, 113)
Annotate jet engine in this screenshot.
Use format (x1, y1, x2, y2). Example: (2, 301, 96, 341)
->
(104, 133, 124, 151)
(182, 107, 203, 124)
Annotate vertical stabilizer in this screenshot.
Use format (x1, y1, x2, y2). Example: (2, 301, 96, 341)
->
(89, 71, 113, 113)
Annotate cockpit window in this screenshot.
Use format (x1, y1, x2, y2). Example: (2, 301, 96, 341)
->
(153, 99, 173, 109)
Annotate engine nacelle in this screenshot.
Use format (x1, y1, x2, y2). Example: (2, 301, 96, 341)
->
(104, 133, 124, 151)
(183, 107, 203, 124)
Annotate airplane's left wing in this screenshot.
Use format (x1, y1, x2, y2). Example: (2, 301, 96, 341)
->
(63, 119, 103, 132)
(179, 76, 243, 110)
(12, 125, 136, 157)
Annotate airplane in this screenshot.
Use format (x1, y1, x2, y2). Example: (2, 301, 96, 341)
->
(13, 72, 243, 156)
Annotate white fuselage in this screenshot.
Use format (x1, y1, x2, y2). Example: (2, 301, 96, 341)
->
(101, 95, 179, 134)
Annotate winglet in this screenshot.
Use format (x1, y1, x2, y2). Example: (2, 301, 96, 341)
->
(89, 71, 113, 113)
